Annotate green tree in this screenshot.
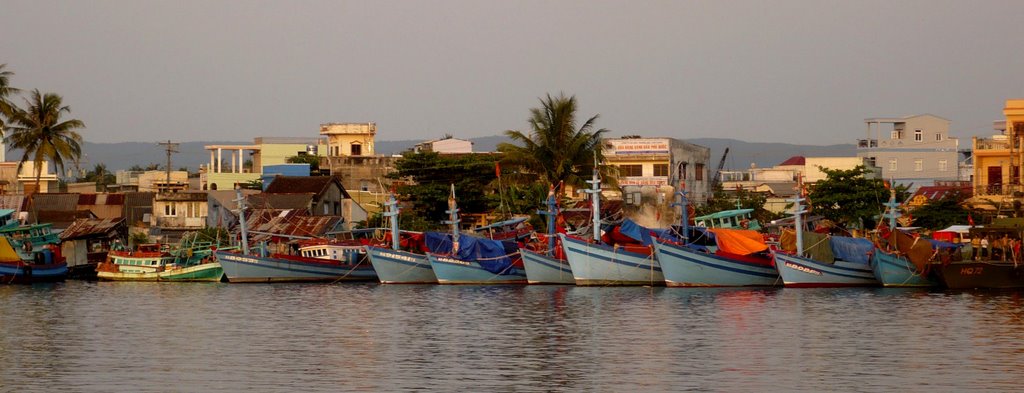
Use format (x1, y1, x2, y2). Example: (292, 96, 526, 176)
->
(497, 93, 610, 195)
(908, 191, 970, 230)
(82, 163, 116, 190)
(286, 154, 321, 174)
(5, 89, 85, 192)
(807, 166, 897, 229)
(0, 64, 19, 132)
(387, 151, 499, 224)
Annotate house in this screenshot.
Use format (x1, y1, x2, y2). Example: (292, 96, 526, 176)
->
(113, 170, 189, 192)
(123, 192, 155, 227)
(603, 137, 712, 205)
(413, 137, 474, 154)
(77, 193, 126, 220)
(202, 136, 327, 191)
(151, 191, 208, 241)
(264, 175, 367, 229)
(905, 181, 972, 208)
(319, 122, 397, 194)
(969, 99, 1024, 213)
(28, 193, 83, 228)
(206, 189, 260, 230)
(858, 114, 961, 187)
(60, 217, 127, 275)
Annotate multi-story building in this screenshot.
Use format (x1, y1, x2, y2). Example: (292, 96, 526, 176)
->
(202, 137, 326, 191)
(320, 122, 397, 195)
(413, 137, 473, 154)
(971, 100, 1024, 206)
(603, 137, 711, 205)
(857, 114, 960, 187)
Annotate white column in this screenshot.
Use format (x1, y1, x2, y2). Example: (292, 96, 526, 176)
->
(209, 150, 215, 173)
(239, 149, 244, 173)
(231, 151, 237, 173)
(217, 148, 223, 173)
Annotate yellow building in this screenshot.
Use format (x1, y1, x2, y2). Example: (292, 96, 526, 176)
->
(202, 137, 326, 190)
(970, 99, 1024, 208)
(321, 123, 376, 157)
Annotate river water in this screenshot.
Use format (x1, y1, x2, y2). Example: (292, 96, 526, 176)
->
(1, 282, 1022, 392)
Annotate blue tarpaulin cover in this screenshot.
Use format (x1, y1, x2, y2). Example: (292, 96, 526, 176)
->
(619, 219, 654, 245)
(928, 239, 962, 250)
(829, 236, 874, 265)
(425, 232, 516, 274)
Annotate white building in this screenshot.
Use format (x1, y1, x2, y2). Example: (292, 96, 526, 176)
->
(858, 114, 960, 186)
(413, 137, 473, 154)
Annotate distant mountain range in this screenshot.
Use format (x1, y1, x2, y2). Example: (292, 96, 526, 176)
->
(30, 136, 855, 174)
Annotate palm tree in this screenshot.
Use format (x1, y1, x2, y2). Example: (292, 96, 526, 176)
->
(0, 64, 20, 134)
(497, 93, 610, 195)
(5, 89, 85, 193)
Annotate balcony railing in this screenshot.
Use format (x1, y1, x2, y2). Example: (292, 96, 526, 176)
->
(857, 139, 878, 149)
(975, 184, 1024, 197)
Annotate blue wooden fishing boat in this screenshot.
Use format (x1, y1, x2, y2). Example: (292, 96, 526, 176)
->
(364, 194, 436, 284)
(424, 186, 526, 284)
(869, 192, 939, 287)
(521, 188, 574, 284)
(559, 170, 663, 286)
(772, 190, 878, 287)
(655, 191, 779, 287)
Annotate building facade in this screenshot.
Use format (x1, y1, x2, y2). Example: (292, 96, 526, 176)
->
(202, 137, 326, 191)
(972, 100, 1024, 203)
(603, 137, 711, 205)
(857, 114, 960, 186)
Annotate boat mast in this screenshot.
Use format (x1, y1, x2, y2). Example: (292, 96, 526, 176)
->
(583, 163, 602, 243)
(883, 187, 901, 231)
(672, 183, 690, 242)
(236, 186, 250, 255)
(383, 193, 401, 251)
(788, 177, 807, 257)
(537, 185, 558, 256)
(443, 184, 460, 252)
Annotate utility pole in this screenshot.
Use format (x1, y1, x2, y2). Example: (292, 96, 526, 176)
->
(158, 140, 179, 192)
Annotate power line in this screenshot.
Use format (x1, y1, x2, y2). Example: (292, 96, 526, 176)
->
(158, 140, 179, 190)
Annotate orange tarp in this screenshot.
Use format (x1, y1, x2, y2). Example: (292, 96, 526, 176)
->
(708, 228, 768, 255)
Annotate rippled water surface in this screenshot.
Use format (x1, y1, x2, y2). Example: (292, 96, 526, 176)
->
(2, 282, 1023, 392)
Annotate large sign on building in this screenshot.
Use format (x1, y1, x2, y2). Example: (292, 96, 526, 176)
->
(607, 139, 669, 155)
(618, 176, 669, 186)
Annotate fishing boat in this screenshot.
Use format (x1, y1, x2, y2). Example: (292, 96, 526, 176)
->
(215, 189, 377, 283)
(654, 190, 779, 287)
(364, 194, 436, 284)
(935, 224, 1024, 289)
(0, 237, 67, 284)
(771, 192, 878, 287)
(97, 243, 224, 282)
(426, 185, 526, 285)
(869, 192, 940, 287)
(560, 169, 663, 286)
(521, 188, 574, 284)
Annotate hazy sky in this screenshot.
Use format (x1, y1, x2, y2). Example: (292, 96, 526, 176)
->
(2, 0, 1023, 145)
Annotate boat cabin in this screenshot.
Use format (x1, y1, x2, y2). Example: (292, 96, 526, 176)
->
(298, 242, 366, 264)
(693, 209, 761, 230)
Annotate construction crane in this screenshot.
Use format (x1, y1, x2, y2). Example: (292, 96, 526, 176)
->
(710, 147, 729, 193)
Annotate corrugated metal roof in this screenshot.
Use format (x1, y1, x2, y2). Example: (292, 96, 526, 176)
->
(60, 217, 126, 240)
(0, 194, 26, 211)
(32, 193, 80, 211)
(264, 175, 350, 198)
(247, 193, 314, 210)
(245, 212, 343, 242)
(78, 193, 126, 206)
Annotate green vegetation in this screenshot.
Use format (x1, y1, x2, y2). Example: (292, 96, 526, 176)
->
(386, 151, 500, 225)
(497, 93, 610, 196)
(807, 166, 907, 229)
(5, 89, 85, 192)
(908, 191, 970, 230)
(80, 163, 116, 190)
(286, 154, 321, 174)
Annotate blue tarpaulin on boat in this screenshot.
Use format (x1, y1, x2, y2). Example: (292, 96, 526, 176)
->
(424, 232, 516, 275)
(928, 239, 961, 250)
(619, 219, 654, 245)
(829, 236, 874, 265)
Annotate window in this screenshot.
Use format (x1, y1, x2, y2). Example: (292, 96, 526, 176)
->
(350, 143, 362, 156)
(618, 164, 642, 177)
(891, 130, 904, 139)
(624, 191, 641, 205)
(889, 158, 898, 172)
(164, 204, 176, 216)
(653, 164, 669, 177)
(914, 159, 923, 172)
(680, 162, 688, 180)
(695, 163, 705, 181)
(938, 160, 948, 172)
(935, 133, 942, 141)
(914, 129, 923, 142)
(360, 181, 369, 192)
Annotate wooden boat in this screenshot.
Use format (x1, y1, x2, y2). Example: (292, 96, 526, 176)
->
(771, 193, 877, 287)
(97, 243, 225, 282)
(521, 189, 573, 284)
(935, 224, 1024, 289)
(655, 191, 779, 287)
(425, 186, 526, 285)
(869, 191, 939, 287)
(0, 236, 67, 284)
(559, 170, 662, 286)
(364, 194, 436, 284)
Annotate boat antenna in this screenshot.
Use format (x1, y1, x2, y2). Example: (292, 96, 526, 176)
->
(383, 192, 401, 251)
(882, 186, 901, 233)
